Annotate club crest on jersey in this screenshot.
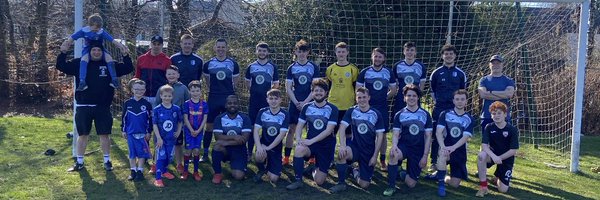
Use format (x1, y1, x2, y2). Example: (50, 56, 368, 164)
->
(345, 72, 351, 78)
(450, 127, 462, 138)
(452, 72, 457, 77)
(267, 127, 278, 136)
(140, 105, 146, 111)
(358, 123, 369, 134)
(162, 120, 174, 132)
(298, 75, 308, 84)
(503, 131, 509, 137)
(172, 112, 177, 118)
(227, 130, 237, 136)
(404, 76, 415, 85)
(373, 80, 383, 90)
(313, 119, 325, 129)
(256, 75, 265, 84)
(99, 66, 108, 77)
(191, 60, 195, 65)
(216, 71, 227, 80)
(409, 124, 419, 135)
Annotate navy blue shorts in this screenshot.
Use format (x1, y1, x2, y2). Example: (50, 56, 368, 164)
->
(372, 104, 390, 132)
(208, 94, 230, 123)
(249, 99, 268, 125)
(266, 146, 283, 176)
(487, 161, 514, 186)
(398, 143, 424, 181)
(176, 131, 184, 146)
(127, 134, 150, 159)
(349, 142, 375, 181)
(307, 140, 336, 174)
(184, 131, 203, 150)
(448, 149, 468, 180)
(288, 102, 300, 124)
(221, 146, 248, 171)
(155, 144, 174, 162)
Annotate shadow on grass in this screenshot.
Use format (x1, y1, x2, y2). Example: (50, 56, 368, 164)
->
(511, 177, 594, 200)
(78, 167, 134, 199)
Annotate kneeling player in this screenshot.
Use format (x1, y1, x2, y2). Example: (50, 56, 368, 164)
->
(330, 87, 385, 193)
(384, 84, 432, 196)
(435, 89, 474, 197)
(286, 79, 339, 190)
(253, 89, 289, 183)
(211, 95, 252, 184)
(476, 101, 519, 197)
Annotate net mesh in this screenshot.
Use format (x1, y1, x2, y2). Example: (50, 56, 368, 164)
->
(1, 0, 590, 158)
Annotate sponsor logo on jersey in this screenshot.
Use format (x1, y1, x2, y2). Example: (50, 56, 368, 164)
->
(450, 127, 461, 138)
(267, 126, 278, 136)
(409, 124, 419, 135)
(299, 75, 308, 84)
(373, 80, 383, 90)
(313, 119, 325, 129)
(216, 71, 227, 80)
(256, 75, 265, 84)
(404, 76, 415, 85)
(162, 120, 174, 132)
(227, 130, 237, 136)
(358, 123, 369, 134)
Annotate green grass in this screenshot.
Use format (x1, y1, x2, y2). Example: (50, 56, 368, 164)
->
(1, 116, 599, 199)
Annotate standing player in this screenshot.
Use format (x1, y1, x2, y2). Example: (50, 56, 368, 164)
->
(434, 89, 474, 197)
(356, 48, 397, 170)
(428, 44, 467, 174)
(325, 42, 359, 146)
(57, 41, 134, 172)
(202, 38, 240, 162)
(181, 80, 208, 181)
(476, 101, 519, 197)
(283, 39, 320, 165)
(121, 78, 153, 181)
(245, 42, 280, 159)
(136, 35, 171, 105)
(392, 42, 427, 115)
(478, 55, 515, 129)
(152, 85, 183, 187)
(329, 87, 385, 193)
(384, 84, 433, 196)
(286, 79, 338, 190)
(253, 89, 289, 183)
(170, 34, 203, 88)
(211, 95, 252, 184)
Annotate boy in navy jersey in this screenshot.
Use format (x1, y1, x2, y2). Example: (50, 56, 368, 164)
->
(434, 89, 474, 197)
(246, 42, 280, 159)
(329, 87, 385, 193)
(253, 89, 289, 183)
(384, 84, 432, 196)
(181, 80, 208, 181)
(286, 79, 338, 190)
(121, 78, 152, 181)
(283, 39, 320, 165)
(152, 85, 183, 187)
(476, 101, 519, 197)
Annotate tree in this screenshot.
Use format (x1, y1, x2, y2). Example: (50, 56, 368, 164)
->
(0, 0, 8, 98)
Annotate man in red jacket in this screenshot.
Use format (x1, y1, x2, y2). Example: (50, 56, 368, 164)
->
(135, 35, 172, 105)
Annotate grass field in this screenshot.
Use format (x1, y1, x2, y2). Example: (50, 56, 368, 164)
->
(1, 116, 599, 200)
